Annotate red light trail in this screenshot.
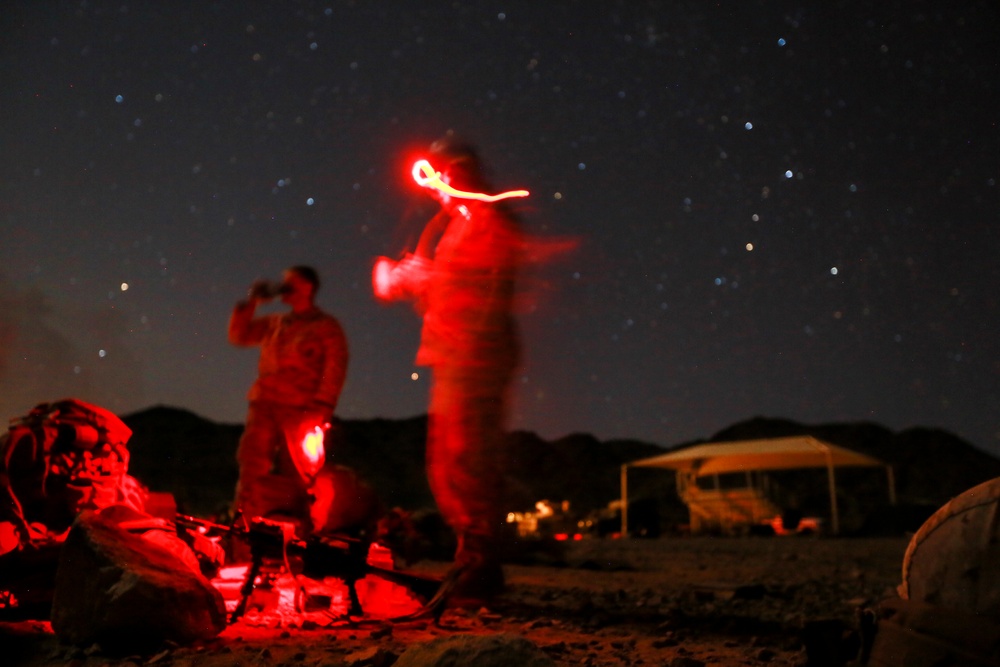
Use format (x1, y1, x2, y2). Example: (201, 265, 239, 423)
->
(411, 159, 529, 202)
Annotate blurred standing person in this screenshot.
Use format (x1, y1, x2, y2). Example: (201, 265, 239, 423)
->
(373, 136, 524, 607)
(228, 265, 348, 551)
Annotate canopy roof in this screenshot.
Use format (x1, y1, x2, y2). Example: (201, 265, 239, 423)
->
(626, 435, 886, 477)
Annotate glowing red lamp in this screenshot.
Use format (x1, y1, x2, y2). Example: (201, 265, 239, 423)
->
(301, 425, 325, 467)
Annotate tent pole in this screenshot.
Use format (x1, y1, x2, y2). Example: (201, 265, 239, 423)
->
(620, 465, 629, 538)
(886, 465, 897, 505)
(826, 454, 840, 535)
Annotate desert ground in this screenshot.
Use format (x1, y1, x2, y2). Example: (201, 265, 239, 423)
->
(1, 534, 909, 667)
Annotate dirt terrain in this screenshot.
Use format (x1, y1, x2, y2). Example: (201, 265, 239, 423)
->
(3, 535, 909, 666)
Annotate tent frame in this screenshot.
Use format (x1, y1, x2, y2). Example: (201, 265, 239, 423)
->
(620, 436, 897, 536)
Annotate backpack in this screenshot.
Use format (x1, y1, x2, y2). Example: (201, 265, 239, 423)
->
(0, 398, 140, 549)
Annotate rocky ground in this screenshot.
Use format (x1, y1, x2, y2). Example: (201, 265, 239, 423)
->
(2, 535, 909, 667)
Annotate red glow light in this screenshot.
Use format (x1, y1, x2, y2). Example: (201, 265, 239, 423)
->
(301, 425, 325, 466)
(411, 159, 529, 202)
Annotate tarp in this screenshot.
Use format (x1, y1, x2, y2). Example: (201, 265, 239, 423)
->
(626, 435, 886, 477)
(620, 435, 896, 536)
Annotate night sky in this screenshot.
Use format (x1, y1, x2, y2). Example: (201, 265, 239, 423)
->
(3, 2, 998, 456)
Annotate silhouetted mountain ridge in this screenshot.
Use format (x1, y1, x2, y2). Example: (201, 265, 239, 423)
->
(121, 406, 1000, 535)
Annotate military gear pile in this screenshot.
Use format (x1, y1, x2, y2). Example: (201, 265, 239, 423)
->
(0, 398, 141, 551)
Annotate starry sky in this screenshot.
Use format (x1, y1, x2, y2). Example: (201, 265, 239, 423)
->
(2, 1, 998, 456)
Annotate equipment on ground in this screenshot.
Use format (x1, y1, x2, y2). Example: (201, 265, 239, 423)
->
(174, 513, 442, 623)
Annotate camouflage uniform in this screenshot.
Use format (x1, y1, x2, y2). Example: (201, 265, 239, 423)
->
(416, 201, 521, 598)
(228, 305, 348, 533)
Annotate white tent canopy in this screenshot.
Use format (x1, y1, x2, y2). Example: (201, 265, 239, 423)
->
(620, 435, 897, 535)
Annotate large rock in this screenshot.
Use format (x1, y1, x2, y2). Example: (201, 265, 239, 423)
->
(393, 633, 555, 667)
(50, 510, 227, 653)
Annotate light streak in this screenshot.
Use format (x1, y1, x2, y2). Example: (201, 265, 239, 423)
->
(411, 159, 528, 202)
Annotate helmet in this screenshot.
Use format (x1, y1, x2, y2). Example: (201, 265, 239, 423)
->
(427, 134, 488, 193)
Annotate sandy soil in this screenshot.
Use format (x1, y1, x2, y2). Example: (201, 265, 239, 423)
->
(3, 535, 909, 666)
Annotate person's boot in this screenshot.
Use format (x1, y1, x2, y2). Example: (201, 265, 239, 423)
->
(411, 532, 505, 620)
(448, 560, 504, 609)
(444, 532, 505, 608)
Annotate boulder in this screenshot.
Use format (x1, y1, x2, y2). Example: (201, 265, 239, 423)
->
(50, 510, 227, 653)
(393, 633, 555, 667)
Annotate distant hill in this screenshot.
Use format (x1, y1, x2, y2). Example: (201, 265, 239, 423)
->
(121, 407, 1000, 536)
(123, 405, 243, 516)
(122, 407, 666, 519)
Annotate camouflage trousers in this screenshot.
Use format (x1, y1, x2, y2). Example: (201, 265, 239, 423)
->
(426, 363, 513, 564)
(233, 402, 315, 535)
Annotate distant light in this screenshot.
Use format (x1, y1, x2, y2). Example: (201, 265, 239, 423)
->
(115, 94, 123, 103)
(830, 267, 839, 275)
(577, 162, 586, 170)
(306, 197, 315, 205)
(785, 170, 793, 179)
(553, 192, 563, 200)
(309, 42, 318, 50)
(746, 243, 754, 251)
(98, 349, 107, 358)
(411, 372, 419, 381)
(752, 213, 760, 221)
(778, 38, 787, 46)
(497, 12, 506, 20)
(120, 282, 129, 291)
(744, 121, 753, 130)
